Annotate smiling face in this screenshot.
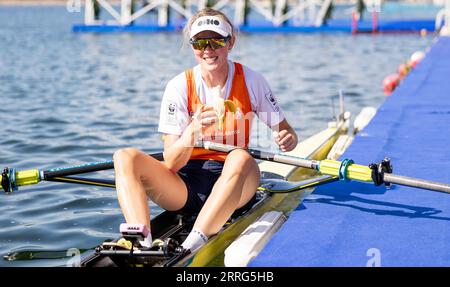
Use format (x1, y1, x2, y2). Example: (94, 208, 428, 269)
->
(191, 31, 235, 74)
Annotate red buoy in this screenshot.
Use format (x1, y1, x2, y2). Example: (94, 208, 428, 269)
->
(383, 74, 400, 96)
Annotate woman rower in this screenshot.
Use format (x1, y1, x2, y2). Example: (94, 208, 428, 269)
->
(113, 8, 298, 252)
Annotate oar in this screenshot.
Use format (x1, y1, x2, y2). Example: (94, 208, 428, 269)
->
(1, 152, 164, 193)
(46, 176, 116, 189)
(258, 175, 339, 193)
(202, 142, 450, 194)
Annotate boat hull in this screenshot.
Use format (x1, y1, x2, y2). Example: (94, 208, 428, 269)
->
(80, 120, 348, 267)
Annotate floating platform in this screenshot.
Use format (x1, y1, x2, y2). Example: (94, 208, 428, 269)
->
(250, 36, 450, 266)
(72, 19, 436, 33)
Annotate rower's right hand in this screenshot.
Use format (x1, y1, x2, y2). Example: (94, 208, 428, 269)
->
(191, 105, 218, 130)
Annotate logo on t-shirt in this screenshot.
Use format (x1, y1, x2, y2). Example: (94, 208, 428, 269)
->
(264, 90, 279, 112)
(168, 103, 176, 114)
(166, 102, 177, 125)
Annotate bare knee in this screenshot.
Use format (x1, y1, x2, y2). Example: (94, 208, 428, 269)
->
(113, 147, 143, 171)
(225, 149, 259, 176)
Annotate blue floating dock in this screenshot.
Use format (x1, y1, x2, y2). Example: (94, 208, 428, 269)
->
(72, 19, 435, 33)
(250, 37, 450, 267)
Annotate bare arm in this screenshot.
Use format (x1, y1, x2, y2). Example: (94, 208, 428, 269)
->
(272, 119, 298, 152)
(162, 127, 195, 173)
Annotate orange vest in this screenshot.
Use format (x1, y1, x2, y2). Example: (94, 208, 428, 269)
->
(186, 62, 254, 161)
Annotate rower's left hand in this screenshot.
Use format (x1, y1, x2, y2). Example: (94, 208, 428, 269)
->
(273, 130, 297, 152)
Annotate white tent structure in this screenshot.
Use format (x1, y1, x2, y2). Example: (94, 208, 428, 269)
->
(435, 0, 450, 35)
(83, 0, 334, 27)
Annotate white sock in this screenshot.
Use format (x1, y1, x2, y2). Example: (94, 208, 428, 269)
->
(181, 229, 208, 252)
(139, 234, 153, 248)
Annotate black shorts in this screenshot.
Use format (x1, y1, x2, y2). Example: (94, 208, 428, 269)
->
(176, 160, 257, 215)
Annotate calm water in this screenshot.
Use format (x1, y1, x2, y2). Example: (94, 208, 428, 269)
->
(0, 6, 435, 266)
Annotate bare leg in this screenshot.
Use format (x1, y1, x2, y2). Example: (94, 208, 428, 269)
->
(192, 149, 260, 237)
(113, 147, 189, 230)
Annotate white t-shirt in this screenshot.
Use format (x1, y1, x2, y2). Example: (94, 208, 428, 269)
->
(158, 61, 285, 136)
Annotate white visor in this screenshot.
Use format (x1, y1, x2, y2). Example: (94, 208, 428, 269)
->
(189, 16, 232, 39)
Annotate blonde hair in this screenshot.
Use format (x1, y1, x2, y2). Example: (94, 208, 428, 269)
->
(182, 8, 236, 46)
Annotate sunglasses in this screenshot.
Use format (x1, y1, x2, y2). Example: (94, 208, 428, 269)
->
(189, 36, 231, 51)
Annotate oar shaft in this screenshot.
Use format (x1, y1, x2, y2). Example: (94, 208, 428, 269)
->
(1, 152, 164, 192)
(249, 149, 318, 169)
(203, 142, 318, 169)
(43, 160, 114, 179)
(202, 141, 450, 194)
(47, 176, 116, 188)
(383, 173, 450, 194)
(43, 152, 164, 179)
